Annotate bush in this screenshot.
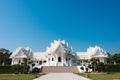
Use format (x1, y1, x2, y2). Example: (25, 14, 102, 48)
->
(80, 66, 84, 70)
(32, 67, 40, 73)
(12, 64, 30, 74)
(0, 64, 30, 74)
(104, 64, 120, 72)
(97, 62, 105, 72)
(0, 65, 14, 73)
(12, 64, 21, 74)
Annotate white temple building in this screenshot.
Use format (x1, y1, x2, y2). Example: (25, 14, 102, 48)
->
(10, 40, 108, 67)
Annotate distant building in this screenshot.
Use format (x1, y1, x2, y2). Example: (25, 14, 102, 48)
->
(10, 40, 108, 66)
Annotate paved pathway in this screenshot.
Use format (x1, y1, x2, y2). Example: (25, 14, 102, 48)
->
(34, 73, 91, 80)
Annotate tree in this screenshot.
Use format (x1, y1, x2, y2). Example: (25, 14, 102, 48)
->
(107, 53, 120, 64)
(107, 52, 114, 64)
(22, 58, 27, 66)
(88, 64, 92, 69)
(112, 54, 120, 63)
(89, 58, 99, 72)
(89, 58, 106, 72)
(22, 58, 29, 73)
(0, 48, 12, 65)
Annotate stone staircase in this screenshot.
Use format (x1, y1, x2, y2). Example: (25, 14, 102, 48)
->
(41, 66, 79, 73)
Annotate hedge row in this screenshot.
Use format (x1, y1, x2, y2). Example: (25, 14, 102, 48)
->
(0, 64, 120, 73)
(0, 65, 29, 74)
(104, 64, 120, 72)
(0, 65, 14, 73)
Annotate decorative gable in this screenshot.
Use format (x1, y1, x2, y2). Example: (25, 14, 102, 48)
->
(46, 40, 73, 55)
(14, 50, 27, 58)
(10, 47, 32, 59)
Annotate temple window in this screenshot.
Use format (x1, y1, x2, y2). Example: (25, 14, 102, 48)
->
(43, 60, 46, 63)
(39, 61, 42, 65)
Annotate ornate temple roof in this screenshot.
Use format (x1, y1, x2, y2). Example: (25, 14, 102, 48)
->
(46, 40, 73, 55)
(10, 40, 108, 62)
(10, 47, 32, 58)
(76, 46, 108, 59)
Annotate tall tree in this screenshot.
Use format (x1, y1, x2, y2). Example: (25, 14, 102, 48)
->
(112, 53, 120, 63)
(107, 52, 114, 64)
(0, 48, 12, 65)
(89, 58, 105, 72)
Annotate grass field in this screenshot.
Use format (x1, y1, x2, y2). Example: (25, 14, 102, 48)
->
(0, 74, 43, 80)
(79, 72, 120, 80)
(0, 73, 120, 80)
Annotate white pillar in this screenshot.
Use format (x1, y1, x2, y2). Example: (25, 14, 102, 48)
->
(55, 55, 57, 66)
(61, 53, 63, 66)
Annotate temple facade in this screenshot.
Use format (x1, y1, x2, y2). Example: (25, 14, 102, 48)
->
(10, 40, 108, 67)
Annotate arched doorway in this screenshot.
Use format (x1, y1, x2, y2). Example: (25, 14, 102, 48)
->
(58, 56, 61, 62)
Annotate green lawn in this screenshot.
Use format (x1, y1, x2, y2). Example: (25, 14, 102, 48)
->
(1, 73, 120, 80)
(0, 74, 43, 80)
(79, 72, 120, 80)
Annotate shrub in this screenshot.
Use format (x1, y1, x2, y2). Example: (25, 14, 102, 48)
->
(12, 64, 30, 74)
(97, 62, 105, 72)
(81, 66, 84, 70)
(104, 64, 120, 72)
(0, 65, 14, 73)
(0, 64, 30, 74)
(32, 67, 40, 73)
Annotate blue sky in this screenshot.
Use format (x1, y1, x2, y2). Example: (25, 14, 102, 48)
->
(0, 0, 120, 53)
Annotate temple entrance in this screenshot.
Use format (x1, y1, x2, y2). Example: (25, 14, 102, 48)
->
(57, 56, 63, 66)
(58, 56, 61, 62)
